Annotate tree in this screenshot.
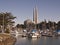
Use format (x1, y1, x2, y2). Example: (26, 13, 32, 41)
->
(57, 21, 60, 30)
(16, 24, 25, 28)
(0, 12, 16, 32)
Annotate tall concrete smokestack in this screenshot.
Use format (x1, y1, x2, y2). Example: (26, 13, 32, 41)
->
(33, 6, 38, 24)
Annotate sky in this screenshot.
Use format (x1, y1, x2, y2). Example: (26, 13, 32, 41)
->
(0, 0, 60, 25)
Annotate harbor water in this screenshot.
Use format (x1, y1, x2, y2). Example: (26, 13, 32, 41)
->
(15, 36, 60, 45)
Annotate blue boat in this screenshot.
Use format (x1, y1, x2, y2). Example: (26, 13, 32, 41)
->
(56, 30, 60, 36)
(28, 29, 40, 38)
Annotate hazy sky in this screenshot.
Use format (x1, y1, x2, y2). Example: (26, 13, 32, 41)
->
(0, 0, 60, 25)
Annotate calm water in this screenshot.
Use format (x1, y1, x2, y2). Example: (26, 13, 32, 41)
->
(15, 36, 60, 45)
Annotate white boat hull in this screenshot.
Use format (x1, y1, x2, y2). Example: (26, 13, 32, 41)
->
(32, 35, 37, 38)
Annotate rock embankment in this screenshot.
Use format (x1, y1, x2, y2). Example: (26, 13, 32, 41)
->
(0, 33, 16, 45)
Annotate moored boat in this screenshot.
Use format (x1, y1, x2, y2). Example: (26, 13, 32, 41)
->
(28, 29, 40, 38)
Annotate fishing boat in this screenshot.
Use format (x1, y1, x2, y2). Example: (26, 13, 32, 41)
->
(28, 29, 40, 38)
(56, 30, 60, 36)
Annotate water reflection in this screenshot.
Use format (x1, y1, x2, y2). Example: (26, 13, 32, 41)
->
(15, 36, 60, 45)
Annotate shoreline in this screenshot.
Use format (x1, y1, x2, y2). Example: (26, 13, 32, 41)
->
(0, 33, 16, 45)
